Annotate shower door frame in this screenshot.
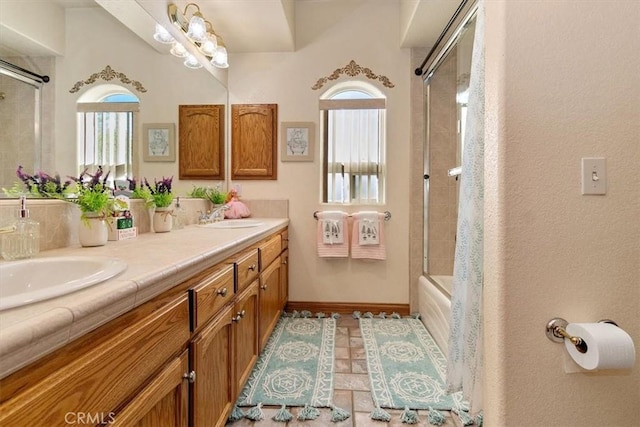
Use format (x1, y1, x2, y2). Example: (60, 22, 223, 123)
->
(0, 61, 45, 185)
(422, 2, 478, 276)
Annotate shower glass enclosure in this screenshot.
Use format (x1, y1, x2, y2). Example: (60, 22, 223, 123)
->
(423, 11, 477, 284)
(0, 60, 46, 194)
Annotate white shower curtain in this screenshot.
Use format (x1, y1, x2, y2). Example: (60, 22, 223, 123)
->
(446, 0, 485, 414)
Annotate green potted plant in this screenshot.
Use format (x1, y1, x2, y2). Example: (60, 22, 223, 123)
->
(208, 185, 228, 205)
(187, 185, 228, 205)
(68, 167, 113, 247)
(144, 176, 174, 232)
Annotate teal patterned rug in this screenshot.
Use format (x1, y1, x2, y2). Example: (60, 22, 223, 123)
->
(232, 314, 349, 423)
(360, 316, 474, 425)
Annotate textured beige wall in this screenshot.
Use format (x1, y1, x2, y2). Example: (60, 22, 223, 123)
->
(484, 2, 640, 425)
(228, 0, 411, 305)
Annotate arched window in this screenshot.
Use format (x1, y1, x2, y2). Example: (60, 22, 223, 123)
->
(320, 81, 386, 204)
(76, 84, 139, 186)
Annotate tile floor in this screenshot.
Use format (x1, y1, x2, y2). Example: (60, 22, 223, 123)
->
(232, 316, 464, 427)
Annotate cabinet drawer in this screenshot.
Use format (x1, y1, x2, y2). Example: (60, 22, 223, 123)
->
(259, 234, 281, 271)
(0, 296, 190, 426)
(190, 264, 235, 331)
(281, 229, 288, 251)
(234, 249, 259, 292)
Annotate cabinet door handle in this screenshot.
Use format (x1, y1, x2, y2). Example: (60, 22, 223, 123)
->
(232, 309, 246, 322)
(183, 371, 196, 383)
(217, 287, 228, 297)
(282, 259, 288, 265)
(260, 284, 267, 290)
(248, 264, 257, 271)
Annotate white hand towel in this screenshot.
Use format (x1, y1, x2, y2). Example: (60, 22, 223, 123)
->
(316, 211, 349, 258)
(351, 211, 386, 260)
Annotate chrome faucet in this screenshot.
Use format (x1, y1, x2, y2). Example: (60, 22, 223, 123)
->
(198, 204, 230, 224)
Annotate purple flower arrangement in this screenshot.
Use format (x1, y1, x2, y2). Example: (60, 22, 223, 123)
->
(144, 176, 174, 208)
(14, 165, 73, 198)
(128, 176, 174, 208)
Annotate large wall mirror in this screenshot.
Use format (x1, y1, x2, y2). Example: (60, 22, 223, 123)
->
(0, 0, 228, 198)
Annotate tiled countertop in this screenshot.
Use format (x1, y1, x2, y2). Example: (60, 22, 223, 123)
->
(0, 218, 289, 379)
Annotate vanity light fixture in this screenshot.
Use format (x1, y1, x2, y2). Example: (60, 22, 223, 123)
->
(155, 2, 229, 69)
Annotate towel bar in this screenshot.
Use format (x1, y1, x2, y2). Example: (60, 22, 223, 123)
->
(313, 211, 391, 221)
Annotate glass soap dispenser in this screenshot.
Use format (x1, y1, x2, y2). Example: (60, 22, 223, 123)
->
(172, 196, 186, 230)
(0, 196, 40, 260)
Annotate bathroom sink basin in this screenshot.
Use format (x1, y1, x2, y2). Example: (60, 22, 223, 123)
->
(199, 220, 264, 229)
(0, 256, 127, 311)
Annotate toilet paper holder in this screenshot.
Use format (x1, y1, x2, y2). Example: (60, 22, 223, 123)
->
(545, 317, 618, 354)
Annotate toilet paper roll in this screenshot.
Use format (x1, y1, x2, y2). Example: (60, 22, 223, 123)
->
(564, 323, 636, 370)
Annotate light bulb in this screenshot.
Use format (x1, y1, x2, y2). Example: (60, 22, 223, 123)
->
(186, 14, 207, 42)
(170, 42, 188, 58)
(211, 45, 229, 68)
(200, 35, 218, 57)
(153, 24, 174, 44)
(184, 54, 203, 69)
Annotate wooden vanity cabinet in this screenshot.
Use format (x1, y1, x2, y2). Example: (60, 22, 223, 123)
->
(231, 248, 259, 293)
(110, 350, 189, 427)
(280, 248, 289, 310)
(280, 229, 289, 309)
(0, 292, 191, 426)
(188, 258, 258, 427)
(233, 280, 260, 395)
(258, 256, 281, 351)
(190, 305, 234, 427)
(0, 226, 288, 427)
(257, 232, 288, 351)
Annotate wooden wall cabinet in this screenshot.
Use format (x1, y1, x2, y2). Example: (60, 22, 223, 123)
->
(178, 104, 225, 180)
(231, 104, 278, 180)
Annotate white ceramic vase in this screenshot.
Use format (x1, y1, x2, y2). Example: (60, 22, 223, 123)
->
(153, 207, 173, 233)
(79, 213, 108, 247)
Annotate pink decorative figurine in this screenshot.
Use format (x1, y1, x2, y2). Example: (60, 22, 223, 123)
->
(224, 189, 251, 219)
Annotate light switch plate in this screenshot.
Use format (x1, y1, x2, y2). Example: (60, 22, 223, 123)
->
(581, 157, 606, 195)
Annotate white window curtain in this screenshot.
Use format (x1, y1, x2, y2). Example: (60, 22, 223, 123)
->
(321, 98, 386, 204)
(77, 102, 137, 182)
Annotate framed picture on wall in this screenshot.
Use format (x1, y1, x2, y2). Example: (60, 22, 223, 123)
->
(281, 121, 315, 162)
(142, 123, 176, 162)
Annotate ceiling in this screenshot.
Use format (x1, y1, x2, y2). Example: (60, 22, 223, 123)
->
(2, 0, 461, 57)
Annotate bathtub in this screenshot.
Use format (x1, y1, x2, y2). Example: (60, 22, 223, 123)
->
(418, 275, 452, 355)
